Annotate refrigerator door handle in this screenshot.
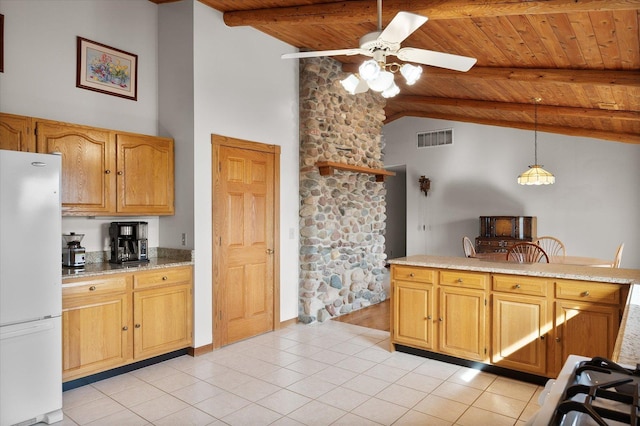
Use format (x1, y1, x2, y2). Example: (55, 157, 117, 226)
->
(1, 320, 55, 340)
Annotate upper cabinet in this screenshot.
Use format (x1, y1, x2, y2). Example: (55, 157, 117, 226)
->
(1, 113, 174, 216)
(0, 113, 36, 152)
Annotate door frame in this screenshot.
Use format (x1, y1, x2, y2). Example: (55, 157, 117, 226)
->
(211, 134, 281, 349)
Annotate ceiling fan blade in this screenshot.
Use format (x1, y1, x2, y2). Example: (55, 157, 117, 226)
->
(396, 47, 477, 72)
(281, 48, 366, 59)
(378, 12, 428, 45)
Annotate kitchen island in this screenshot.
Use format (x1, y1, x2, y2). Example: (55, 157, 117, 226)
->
(388, 255, 640, 378)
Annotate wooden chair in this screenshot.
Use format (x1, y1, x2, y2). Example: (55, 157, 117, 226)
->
(535, 236, 566, 257)
(462, 236, 476, 258)
(507, 242, 549, 263)
(612, 243, 624, 268)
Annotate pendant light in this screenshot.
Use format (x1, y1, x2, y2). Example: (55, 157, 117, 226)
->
(517, 97, 555, 185)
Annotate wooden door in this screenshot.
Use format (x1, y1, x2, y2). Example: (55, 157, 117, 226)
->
(36, 120, 115, 215)
(116, 133, 174, 215)
(133, 283, 192, 360)
(553, 301, 620, 376)
(0, 113, 35, 152)
(492, 294, 548, 375)
(439, 286, 487, 361)
(212, 135, 280, 347)
(393, 280, 435, 350)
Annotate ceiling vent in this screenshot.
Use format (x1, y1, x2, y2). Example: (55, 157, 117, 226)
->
(417, 128, 453, 148)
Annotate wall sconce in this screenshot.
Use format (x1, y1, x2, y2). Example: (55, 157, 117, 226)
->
(419, 176, 431, 196)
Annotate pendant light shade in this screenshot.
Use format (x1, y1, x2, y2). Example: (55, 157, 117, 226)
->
(518, 98, 555, 185)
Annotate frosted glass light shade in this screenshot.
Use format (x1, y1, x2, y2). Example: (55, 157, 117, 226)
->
(517, 165, 555, 185)
(400, 63, 422, 85)
(381, 81, 400, 98)
(340, 74, 368, 94)
(359, 59, 381, 81)
(367, 70, 394, 92)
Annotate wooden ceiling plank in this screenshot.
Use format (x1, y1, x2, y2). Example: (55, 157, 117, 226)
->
(222, 0, 640, 27)
(590, 11, 624, 69)
(525, 14, 572, 67)
(470, 16, 537, 67)
(506, 15, 553, 68)
(568, 12, 605, 67)
(547, 13, 588, 67)
(613, 10, 640, 69)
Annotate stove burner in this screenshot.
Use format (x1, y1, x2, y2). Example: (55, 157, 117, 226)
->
(552, 357, 640, 426)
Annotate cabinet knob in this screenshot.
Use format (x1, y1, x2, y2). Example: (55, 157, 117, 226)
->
(162, 276, 168, 280)
(89, 286, 96, 291)
(456, 278, 463, 283)
(426, 315, 432, 320)
(409, 273, 415, 277)
(555, 337, 561, 342)
(135, 324, 141, 328)
(581, 291, 590, 297)
(439, 317, 443, 322)
(105, 170, 111, 174)
(514, 284, 521, 289)
(117, 171, 123, 175)
(266, 249, 274, 254)
(122, 326, 128, 331)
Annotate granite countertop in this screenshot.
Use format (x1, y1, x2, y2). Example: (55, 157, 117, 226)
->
(389, 255, 640, 367)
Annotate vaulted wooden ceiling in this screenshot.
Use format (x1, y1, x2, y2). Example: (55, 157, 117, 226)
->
(153, 0, 640, 144)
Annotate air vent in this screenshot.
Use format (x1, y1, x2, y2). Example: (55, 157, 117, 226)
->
(417, 129, 453, 148)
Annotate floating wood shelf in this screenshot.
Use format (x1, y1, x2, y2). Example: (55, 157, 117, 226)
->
(316, 161, 396, 182)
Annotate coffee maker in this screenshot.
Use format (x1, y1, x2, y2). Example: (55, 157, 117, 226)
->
(62, 233, 86, 267)
(109, 222, 149, 264)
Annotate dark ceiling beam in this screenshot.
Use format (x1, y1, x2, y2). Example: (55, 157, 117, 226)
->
(389, 96, 640, 120)
(222, 0, 640, 27)
(385, 110, 640, 144)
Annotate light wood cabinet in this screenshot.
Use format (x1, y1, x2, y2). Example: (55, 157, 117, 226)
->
(391, 264, 627, 378)
(491, 274, 550, 375)
(0, 113, 35, 152)
(62, 275, 132, 381)
(62, 265, 192, 382)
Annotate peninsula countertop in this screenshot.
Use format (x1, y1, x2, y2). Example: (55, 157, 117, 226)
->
(388, 255, 640, 366)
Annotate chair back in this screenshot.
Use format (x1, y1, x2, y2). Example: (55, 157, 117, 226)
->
(612, 243, 624, 268)
(535, 236, 566, 257)
(507, 242, 549, 263)
(462, 237, 476, 258)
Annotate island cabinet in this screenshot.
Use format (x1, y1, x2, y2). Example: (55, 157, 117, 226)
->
(391, 266, 489, 362)
(0, 112, 35, 152)
(391, 262, 629, 378)
(62, 265, 193, 382)
(491, 274, 551, 376)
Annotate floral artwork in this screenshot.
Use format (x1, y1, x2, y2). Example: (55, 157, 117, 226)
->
(77, 37, 137, 100)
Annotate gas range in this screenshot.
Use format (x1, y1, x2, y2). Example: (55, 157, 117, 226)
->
(530, 355, 639, 426)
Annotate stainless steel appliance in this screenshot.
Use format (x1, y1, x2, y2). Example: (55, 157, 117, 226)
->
(0, 150, 63, 425)
(109, 221, 149, 264)
(529, 355, 639, 425)
(62, 232, 86, 267)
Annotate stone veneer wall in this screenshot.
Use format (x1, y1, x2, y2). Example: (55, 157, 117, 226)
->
(298, 57, 389, 324)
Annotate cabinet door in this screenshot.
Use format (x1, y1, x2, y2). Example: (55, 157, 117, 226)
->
(116, 133, 174, 215)
(553, 301, 620, 376)
(439, 286, 487, 361)
(0, 113, 35, 152)
(62, 292, 132, 381)
(492, 293, 548, 375)
(393, 280, 435, 350)
(133, 283, 192, 360)
(36, 120, 116, 215)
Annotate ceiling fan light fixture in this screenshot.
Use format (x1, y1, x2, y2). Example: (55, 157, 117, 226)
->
(340, 74, 368, 94)
(381, 81, 400, 98)
(367, 70, 394, 92)
(359, 59, 381, 81)
(400, 63, 422, 85)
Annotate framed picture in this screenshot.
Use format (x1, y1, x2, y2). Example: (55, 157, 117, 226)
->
(76, 37, 137, 100)
(1, 14, 4, 73)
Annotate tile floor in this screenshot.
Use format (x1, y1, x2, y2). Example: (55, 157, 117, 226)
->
(58, 321, 543, 425)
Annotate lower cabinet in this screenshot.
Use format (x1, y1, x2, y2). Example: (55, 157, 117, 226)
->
(62, 265, 193, 382)
(391, 265, 627, 378)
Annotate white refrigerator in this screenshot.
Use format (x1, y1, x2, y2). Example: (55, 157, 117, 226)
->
(0, 150, 63, 425)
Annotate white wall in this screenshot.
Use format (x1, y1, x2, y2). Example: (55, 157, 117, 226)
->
(0, 0, 161, 250)
(383, 117, 640, 269)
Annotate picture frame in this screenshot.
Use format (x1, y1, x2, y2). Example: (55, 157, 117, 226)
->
(1, 14, 4, 73)
(76, 36, 137, 100)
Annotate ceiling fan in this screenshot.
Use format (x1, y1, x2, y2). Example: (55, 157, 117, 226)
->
(281, 0, 477, 96)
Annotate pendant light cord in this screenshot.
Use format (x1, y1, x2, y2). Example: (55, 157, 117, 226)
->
(534, 98, 538, 166)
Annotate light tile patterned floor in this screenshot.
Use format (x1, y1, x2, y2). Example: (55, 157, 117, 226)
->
(58, 321, 543, 425)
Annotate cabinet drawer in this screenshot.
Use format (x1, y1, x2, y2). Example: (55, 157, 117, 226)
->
(392, 266, 436, 283)
(133, 266, 192, 289)
(440, 271, 488, 290)
(493, 274, 548, 297)
(63, 274, 129, 298)
(554, 280, 622, 305)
